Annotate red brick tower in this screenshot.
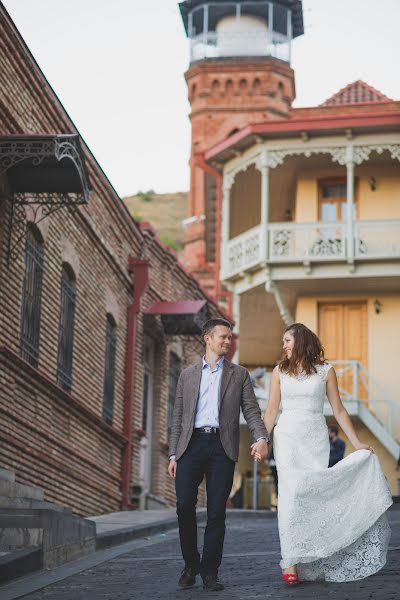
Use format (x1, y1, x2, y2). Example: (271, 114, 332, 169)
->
(179, 1, 304, 297)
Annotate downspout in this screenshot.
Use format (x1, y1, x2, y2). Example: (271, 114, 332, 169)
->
(121, 257, 150, 509)
(193, 153, 223, 305)
(265, 276, 293, 326)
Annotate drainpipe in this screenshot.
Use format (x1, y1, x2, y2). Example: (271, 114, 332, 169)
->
(265, 276, 293, 325)
(121, 257, 150, 509)
(193, 153, 223, 305)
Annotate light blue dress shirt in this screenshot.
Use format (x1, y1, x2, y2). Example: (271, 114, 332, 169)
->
(194, 356, 225, 428)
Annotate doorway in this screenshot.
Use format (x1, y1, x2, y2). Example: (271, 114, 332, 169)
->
(318, 301, 367, 399)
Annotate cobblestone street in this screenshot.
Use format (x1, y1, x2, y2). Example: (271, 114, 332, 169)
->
(14, 509, 400, 600)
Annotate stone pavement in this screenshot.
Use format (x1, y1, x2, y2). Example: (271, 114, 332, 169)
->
(1, 509, 399, 600)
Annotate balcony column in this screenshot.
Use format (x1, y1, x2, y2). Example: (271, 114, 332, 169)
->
(203, 4, 209, 45)
(258, 149, 270, 262)
(221, 174, 233, 279)
(346, 145, 355, 265)
(231, 290, 241, 364)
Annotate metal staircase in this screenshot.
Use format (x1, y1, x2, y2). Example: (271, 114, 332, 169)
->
(325, 361, 400, 460)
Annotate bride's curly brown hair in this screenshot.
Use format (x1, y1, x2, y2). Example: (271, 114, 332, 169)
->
(279, 323, 326, 376)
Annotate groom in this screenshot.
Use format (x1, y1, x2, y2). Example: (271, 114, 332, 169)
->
(168, 318, 269, 591)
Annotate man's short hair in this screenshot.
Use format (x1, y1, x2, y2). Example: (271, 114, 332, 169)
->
(201, 318, 232, 340)
(328, 425, 338, 435)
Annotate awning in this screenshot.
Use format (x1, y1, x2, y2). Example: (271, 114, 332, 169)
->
(0, 134, 90, 200)
(0, 134, 90, 262)
(145, 300, 210, 335)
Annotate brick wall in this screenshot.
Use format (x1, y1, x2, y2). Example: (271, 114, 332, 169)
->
(0, 8, 226, 514)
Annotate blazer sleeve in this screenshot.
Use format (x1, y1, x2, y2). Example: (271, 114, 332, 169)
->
(241, 369, 269, 442)
(168, 372, 184, 457)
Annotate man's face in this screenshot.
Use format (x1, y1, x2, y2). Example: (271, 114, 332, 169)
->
(204, 325, 232, 356)
(328, 429, 336, 441)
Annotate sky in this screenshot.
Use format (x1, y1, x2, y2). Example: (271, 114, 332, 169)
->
(3, 0, 400, 197)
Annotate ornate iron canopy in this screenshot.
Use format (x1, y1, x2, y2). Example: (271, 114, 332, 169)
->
(144, 300, 210, 335)
(0, 134, 90, 263)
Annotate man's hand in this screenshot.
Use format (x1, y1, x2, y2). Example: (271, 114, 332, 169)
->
(168, 459, 177, 478)
(250, 439, 268, 462)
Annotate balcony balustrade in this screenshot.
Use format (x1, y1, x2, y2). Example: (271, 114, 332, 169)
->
(221, 220, 400, 280)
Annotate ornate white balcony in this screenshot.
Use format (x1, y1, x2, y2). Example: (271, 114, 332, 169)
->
(221, 220, 400, 280)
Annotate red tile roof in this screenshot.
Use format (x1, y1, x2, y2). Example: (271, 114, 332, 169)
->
(321, 80, 393, 106)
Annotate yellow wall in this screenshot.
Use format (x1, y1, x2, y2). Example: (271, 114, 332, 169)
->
(358, 166, 400, 219)
(295, 165, 400, 222)
(295, 178, 318, 221)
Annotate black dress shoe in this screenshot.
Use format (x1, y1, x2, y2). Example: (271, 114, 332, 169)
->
(202, 574, 224, 592)
(178, 566, 197, 588)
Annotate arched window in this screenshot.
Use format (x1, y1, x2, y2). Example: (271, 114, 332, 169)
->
(225, 79, 234, 94)
(20, 225, 44, 366)
(102, 314, 117, 424)
(252, 78, 261, 94)
(57, 264, 77, 390)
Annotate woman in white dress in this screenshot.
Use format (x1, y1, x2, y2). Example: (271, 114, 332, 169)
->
(252, 323, 392, 585)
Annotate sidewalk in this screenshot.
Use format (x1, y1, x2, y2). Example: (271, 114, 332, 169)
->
(88, 508, 206, 549)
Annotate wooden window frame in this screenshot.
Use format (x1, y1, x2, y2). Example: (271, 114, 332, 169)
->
(318, 177, 359, 221)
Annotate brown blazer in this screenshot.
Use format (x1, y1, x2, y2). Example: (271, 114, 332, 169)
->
(168, 358, 269, 462)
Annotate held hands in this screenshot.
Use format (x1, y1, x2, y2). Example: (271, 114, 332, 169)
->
(168, 459, 177, 478)
(250, 439, 268, 463)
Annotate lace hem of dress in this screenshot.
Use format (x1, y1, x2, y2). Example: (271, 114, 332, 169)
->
(283, 513, 391, 582)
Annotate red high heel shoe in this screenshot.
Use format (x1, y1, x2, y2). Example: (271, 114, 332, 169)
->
(281, 572, 300, 586)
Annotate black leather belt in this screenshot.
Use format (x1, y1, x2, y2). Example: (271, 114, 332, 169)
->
(194, 427, 219, 434)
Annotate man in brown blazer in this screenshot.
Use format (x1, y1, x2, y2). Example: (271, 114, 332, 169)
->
(168, 318, 269, 592)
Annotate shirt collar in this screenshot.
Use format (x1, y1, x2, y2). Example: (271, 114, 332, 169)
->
(202, 356, 225, 370)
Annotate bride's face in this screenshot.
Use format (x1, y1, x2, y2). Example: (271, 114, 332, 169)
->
(283, 331, 295, 359)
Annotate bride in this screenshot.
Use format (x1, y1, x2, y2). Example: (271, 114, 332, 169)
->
(252, 323, 392, 585)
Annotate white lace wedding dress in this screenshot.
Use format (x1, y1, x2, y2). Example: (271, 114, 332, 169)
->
(274, 362, 393, 582)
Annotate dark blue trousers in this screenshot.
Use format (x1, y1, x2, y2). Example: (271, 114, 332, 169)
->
(175, 431, 235, 576)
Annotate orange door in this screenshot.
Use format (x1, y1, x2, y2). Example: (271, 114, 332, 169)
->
(319, 302, 367, 399)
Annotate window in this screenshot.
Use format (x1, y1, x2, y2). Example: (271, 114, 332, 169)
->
(57, 265, 77, 390)
(102, 315, 117, 424)
(167, 353, 181, 438)
(319, 179, 358, 223)
(20, 226, 44, 366)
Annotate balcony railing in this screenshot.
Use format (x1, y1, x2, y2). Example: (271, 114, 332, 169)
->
(330, 360, 400, 440)
(190, 31, 290, 63)
(224, 225, 263, 279)
(355, 220, 400, 259)
(269, 222, 347, 263)
(221, 220, 400, 279)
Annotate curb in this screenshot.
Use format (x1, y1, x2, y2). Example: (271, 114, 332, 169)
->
(96, 510, 206, 550)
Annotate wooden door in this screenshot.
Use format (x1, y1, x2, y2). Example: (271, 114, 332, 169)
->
(319, 302, 367, 399)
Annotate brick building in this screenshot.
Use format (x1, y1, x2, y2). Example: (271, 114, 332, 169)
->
(0, 4, 224, 515)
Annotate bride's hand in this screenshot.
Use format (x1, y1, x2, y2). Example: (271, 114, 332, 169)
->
(250, 442, 262, 462)
(354, 442, 374, 453)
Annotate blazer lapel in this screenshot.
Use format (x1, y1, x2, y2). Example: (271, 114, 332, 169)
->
(219, 359, 234, 406)
(188, 360, 203, 414)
